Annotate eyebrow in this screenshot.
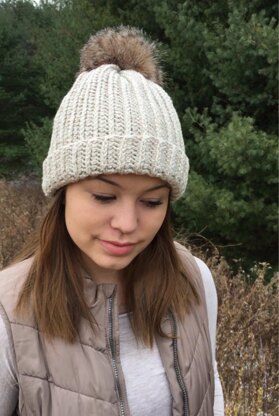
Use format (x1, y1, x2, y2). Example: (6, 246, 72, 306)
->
(93, 176, 170, 192)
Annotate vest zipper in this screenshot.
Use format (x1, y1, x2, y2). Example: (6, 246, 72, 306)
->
(108, 294, 126, 416)
(169, 311, 190, 416)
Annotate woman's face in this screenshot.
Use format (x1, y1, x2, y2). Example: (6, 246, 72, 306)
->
(65, 174, 170, 282)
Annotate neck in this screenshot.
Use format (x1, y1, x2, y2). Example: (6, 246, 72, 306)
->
(82, 258, 127, 308)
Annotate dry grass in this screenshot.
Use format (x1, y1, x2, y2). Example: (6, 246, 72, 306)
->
(209, 256, 278, 415)
(0, 178, 45, 268)
(0, 179, 278, 414)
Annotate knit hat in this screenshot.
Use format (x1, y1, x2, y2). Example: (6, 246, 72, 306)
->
(42, 26, 189, 200)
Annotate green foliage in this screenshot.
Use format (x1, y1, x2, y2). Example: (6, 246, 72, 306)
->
(146, 0, 277, 265)
(23, 118, 53, 171)
(0, 0, 51, 174)
(0, 143, 29, 177)
(0, 0, 277, 266)
(33, 0, 117, 109)
(21, 0, 121, 169)
(204, 6, 278, 130)
(173, 111, 278, 264)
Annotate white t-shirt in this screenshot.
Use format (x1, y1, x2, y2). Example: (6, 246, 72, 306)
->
(0, 257, 224, 415)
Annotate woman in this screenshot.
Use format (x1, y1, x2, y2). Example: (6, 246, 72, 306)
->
(0, 26, 224, 415)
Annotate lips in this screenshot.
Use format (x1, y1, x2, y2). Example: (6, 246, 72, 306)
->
(99, 240, 135, 256)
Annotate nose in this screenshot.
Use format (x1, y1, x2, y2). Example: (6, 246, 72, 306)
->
(110, 203, 138, 234)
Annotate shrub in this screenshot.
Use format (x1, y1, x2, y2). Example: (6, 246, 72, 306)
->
(211, 256, 278, 415)
(173, 112, 278, 266)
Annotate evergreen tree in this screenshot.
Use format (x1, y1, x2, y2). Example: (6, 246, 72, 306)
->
(0, 0, 277, 265)
(0, 0, 50, 175)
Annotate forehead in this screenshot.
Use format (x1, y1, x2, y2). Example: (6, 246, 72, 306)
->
(99, 173, 166, 186)
(86, 173, 170, 190)
(65, 174, 172, 197)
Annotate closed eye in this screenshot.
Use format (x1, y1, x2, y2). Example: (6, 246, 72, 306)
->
(92, 194, 116, 203)
(141, 200, 163, 208)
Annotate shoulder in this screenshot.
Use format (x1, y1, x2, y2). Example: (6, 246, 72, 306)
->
(174, 241, 217, 299)
(193, 256, 218, 330)
(174, 241, 204, 281)
(0, 313, 19, 413)
(0, 258, 33, 318)
(193, 257, 215, 287)
(174, 241, 197, 270)
(0, 258, 33, 288)
(193, 257, 217, 300)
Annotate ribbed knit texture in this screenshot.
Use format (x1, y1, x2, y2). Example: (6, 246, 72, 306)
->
(42, 64, 189, 199)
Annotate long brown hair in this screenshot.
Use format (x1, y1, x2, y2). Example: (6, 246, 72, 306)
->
(15, 187, 200, 346)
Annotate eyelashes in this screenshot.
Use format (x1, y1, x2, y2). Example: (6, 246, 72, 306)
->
(92, 194, 163, 208)
(142, 200, 163, 208)
(92, 194, 115, 203)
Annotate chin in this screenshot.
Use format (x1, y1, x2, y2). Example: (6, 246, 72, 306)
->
(82, 245, 143, 275)
(100, 258, 133, 271)
(87, 253, 135, 272)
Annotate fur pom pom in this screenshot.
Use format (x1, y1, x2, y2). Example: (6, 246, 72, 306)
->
(79, 26, 164, 85)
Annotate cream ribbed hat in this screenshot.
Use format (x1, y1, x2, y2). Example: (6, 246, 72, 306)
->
(42, 27, 189, 200)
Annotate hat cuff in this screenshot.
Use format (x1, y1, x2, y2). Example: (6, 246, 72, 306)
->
(42, 136, 188, 200)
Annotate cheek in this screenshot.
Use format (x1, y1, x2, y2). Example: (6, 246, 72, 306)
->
(145, 210, 167, 236)
(64, 208, 79, 242)
(65, 201, 90, 238)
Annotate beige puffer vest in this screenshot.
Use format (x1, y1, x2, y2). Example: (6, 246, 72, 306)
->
(0, 245, 214, 415)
